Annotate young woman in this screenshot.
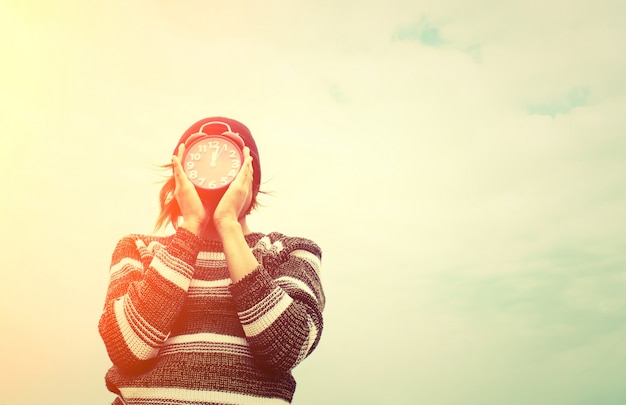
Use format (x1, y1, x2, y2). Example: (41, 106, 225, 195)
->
(98, 117, 325, 405)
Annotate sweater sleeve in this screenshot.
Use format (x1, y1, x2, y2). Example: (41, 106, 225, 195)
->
(98, 228, 204, 373)
(229, 234, 325, 372)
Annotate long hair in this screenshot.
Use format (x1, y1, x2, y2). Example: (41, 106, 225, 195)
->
(153, 164, 181, 233)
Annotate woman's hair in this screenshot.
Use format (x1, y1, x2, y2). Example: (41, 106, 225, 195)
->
(153, 117, 262, 233)
(154, 166, 180, 232)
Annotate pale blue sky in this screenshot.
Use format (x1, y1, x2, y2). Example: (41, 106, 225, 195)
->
(1, 1, 625, 404)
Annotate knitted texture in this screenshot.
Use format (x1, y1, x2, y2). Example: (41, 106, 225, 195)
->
(98, 227, 324, 405)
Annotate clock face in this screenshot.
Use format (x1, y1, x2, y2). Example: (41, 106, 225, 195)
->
(182, 135, 243, 191)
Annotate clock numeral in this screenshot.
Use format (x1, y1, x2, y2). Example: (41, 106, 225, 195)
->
(231, 160, 240, 168)
(208, 180, 217, 188)
(186, 161, 195, 169)
(208, 141, 219, 149)
(228, 150, 237, 158)
(228, 169, 237, 177)
(189, 170, 198, 179)
(198, 145, 207, 153)
(198, 178, 205, 185)
(220, 176, 229, 185)
(190, 153, 201, 161)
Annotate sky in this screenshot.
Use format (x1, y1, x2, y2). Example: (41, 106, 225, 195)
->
(1, 1, 625, 404)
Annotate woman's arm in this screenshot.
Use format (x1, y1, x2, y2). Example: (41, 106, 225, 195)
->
(229, 235, 325, 372)
(98, 228, 203, 373)
(217, 220, 259, 282)
(213, 146, 259, 283)
(213, 147, 325, 371)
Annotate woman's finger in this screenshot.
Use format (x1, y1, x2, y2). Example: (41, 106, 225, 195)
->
(233, 147, 253, 188)
(172, 155, 183, 186)
(242, 147, 253, 176)
(172, 144, 188, 187)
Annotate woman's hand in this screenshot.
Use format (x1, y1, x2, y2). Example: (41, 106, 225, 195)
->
(213, 146, 254, 231)
(172, 144, 209, 234)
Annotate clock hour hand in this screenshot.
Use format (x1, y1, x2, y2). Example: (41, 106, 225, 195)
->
(209, 143, 226, 167)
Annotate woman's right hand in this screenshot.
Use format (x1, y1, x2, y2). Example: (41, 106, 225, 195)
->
(172, 143, 208, 234)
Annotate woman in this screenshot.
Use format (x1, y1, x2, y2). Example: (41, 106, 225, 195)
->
(98, 117, 325, 405)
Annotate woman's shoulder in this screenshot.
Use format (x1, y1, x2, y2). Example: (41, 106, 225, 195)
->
(112, 232, 173, 252)
(254, 231, 322, 257)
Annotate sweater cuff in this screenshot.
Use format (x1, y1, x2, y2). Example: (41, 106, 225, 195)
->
(229, 265, 276, 312)
(166, 227, 205, 265)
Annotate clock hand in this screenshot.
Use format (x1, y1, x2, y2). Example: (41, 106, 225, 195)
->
(209, 144, 226, 167)
(214, 144, 225, 160)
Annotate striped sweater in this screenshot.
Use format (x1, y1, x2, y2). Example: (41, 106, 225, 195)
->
(98, 227, 324, 405)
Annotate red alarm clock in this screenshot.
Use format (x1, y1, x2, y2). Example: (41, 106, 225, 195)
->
(181, 121, 245, 198)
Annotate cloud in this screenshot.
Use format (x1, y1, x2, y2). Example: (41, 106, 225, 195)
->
(526, 87, 590, 117)
(392, 17, 482, 61)
(393, 19, 444, 46)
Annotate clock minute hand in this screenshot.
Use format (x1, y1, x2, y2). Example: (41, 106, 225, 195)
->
(209, 150, 218, 167)
(215, 144, 226, 160)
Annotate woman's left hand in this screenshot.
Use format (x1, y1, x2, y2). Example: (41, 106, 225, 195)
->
(213, 146, 254, 229)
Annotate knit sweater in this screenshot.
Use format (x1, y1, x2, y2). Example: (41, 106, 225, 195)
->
(98, 227, 324, 405)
